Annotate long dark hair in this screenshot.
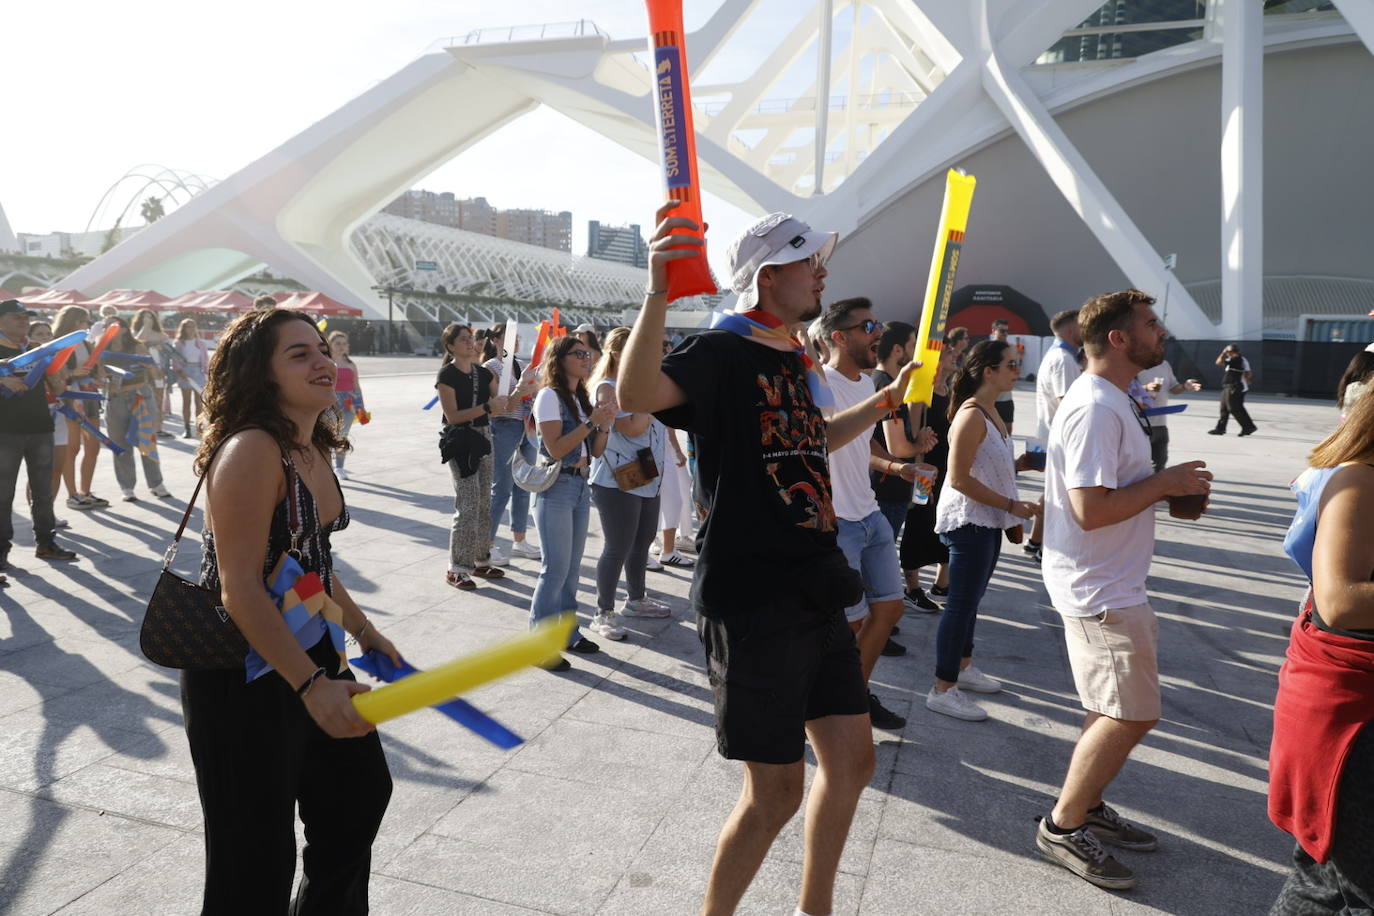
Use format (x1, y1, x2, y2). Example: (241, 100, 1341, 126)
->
(540, 334, 593, 421)
(1336, 351, 1374, 408)
(481, 324, 504, 362)
(194, 309, 348, 475)
(947, 339, 1010, 422)
(439, 323, 472, 366)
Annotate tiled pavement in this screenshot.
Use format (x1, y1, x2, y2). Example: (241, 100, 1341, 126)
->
(0, 356, 1326, 914)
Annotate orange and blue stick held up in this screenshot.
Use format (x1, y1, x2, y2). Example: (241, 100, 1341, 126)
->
(644, 0, 717, 301)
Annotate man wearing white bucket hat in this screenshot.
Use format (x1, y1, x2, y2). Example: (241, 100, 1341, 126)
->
(619, 204, 917, 916)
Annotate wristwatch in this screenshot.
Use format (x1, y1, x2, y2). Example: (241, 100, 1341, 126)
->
(585, 420, 599, 433)
(482, 403, 492, 415)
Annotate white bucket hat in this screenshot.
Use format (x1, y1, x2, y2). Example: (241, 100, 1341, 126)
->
(727, 212, 838, 311)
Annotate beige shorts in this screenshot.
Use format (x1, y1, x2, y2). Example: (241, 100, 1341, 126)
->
(1062, 603, 1160, 721)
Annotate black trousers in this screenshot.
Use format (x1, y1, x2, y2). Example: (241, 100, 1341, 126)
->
(181, 636, 392, 915)
(1215, 385, 1256, 433)
(1270, 725, 1374, 914)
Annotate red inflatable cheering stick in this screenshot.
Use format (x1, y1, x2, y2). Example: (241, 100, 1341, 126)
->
(645, 0, 717, 302)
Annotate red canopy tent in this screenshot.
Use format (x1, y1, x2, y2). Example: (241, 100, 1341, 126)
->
(0, 288, 18, 303)
(82, 289, 174, 312)
(18, 289, 92, 309)
(165, 290, 256, 313)
(286, 292, 363, 317)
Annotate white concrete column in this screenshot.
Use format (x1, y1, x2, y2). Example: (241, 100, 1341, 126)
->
(1218, 0, 1263, 341)
(815, 0, 834, 195)
(1332, 0, 1374, 58)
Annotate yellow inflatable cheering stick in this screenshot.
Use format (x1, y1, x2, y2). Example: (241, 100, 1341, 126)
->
(351, 614, 575, 725)
(903, 169, 977, 406)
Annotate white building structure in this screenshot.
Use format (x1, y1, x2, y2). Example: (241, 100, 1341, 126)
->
(62, 2, 1373, 337)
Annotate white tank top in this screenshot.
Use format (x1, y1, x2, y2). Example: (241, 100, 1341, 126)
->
(934, 404, 1020, 533)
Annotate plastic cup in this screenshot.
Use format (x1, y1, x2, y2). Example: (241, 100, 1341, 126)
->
(1167, 493, 1207, 520)
(911, 463, 938, 505)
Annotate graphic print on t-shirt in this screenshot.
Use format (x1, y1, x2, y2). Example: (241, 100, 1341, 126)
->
(754, 360, 835, 533)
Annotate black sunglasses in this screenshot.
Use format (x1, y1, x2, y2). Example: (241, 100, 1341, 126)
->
(839, 319, 881, 335)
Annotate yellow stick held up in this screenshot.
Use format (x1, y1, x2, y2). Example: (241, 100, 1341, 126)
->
(904, 169, 977, 406)
(351, 614, 575, 725)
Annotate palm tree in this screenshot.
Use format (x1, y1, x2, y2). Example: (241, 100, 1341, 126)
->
(140, 196, 165, 224)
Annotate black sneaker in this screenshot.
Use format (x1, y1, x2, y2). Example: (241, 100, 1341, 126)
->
(36, 543, 77, 562)
(929, 584, 949, 598)
(1084, 802, 1158, 851)
(890, 623, 900, 636)
(1035, 817, 1136, 890)
(904, 587, 939, 613)
(1207, 429, 1225, 436)
(881, 637, 907, 657)
(537, 656, 572, 672)
(568, 636, 600, 655)
(868, 692, 906, 730)
(1239, 426, 1258, 437)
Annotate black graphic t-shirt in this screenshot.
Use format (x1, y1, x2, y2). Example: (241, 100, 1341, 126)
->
(657, 330, 853, 617)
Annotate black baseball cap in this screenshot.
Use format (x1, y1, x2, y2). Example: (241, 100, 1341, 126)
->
(0, 299, 35, 318)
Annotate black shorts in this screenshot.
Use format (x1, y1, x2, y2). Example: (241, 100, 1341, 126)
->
(994, 399, 1014, 425)
(697, 602, 867, 764)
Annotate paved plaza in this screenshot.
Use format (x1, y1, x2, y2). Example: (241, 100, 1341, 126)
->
(0, 355, 1330, 915)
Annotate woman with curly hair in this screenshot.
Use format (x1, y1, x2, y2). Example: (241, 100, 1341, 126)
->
(528, 333, 616, 671)
(183, 308, 401, 915)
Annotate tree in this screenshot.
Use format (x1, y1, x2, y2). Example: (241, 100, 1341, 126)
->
(101, 216, 124, 254)
(140, 196, 165, 224)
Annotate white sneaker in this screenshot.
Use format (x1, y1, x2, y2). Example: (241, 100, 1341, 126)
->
(54, 518, 70, 529)
(622, 597, 672, 618)
(336, 467, 350, 481)
(645, 554, 663, 571)
(660, 551, 695, 568)
(589, 612, 627, 640)
(66, 496, 95, 511)
(958, 664, 1002, 694)
(121, 488, 138, 502)
(149, 484, 172, 499)
(510, 540, 541, 560)
(926, 686, 988, 721)
(487, 545, 510, 567)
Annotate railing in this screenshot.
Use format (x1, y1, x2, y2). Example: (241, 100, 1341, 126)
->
(445, 20, 607, 47)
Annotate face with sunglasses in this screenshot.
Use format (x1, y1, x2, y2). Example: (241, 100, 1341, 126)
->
(831, 309, 883, 371)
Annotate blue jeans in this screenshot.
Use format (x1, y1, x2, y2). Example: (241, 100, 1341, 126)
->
(835, 510, 905, 622)
(529, 473, 589, 646)
(877, 499, 907, 543)
(935, 524, 1002, 683)
(489, 417, 532, 539)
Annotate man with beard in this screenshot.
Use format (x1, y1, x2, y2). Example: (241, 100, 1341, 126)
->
(816, 299, 922, 731)
(618, 206, 916, 916)
(1036, 289, 1213, 890)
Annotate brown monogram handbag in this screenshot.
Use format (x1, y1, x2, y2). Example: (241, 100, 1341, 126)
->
(139, 445, 301, 670)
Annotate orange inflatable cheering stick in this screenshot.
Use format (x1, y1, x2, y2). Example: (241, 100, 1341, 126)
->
(645, 0, 716, 302)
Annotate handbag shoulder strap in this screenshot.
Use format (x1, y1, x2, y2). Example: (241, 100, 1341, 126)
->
(163, 429, 301, 570)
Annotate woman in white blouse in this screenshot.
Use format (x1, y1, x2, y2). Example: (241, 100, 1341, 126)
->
(927, 339, 1039, 721)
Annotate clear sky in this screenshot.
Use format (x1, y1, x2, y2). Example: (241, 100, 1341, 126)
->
(3, 0, 808, 280)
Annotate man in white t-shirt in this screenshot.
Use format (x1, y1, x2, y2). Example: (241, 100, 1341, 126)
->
(1036, 289, 1213, 891)
(1135, 360, 1202, 472)
(1028, 309, 1082, 560)
(818, 298, 919, 732)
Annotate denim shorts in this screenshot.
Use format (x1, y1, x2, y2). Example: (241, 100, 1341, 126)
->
(835, 509, 906, 622)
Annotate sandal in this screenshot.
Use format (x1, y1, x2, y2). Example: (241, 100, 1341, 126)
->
(471, 565, 506, 580)
(446, 570, 476, 591)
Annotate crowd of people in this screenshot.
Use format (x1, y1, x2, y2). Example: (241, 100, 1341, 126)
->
(1, 203, 1371, 914)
